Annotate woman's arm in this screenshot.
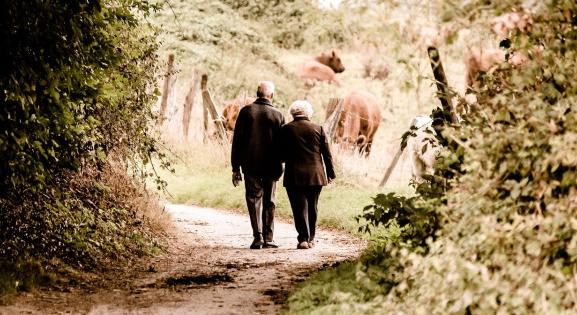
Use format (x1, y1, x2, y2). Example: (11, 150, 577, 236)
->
(320, 126, 336, 180)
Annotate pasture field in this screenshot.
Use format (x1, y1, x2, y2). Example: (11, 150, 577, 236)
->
(150, 0, 448, 234)
(151, 0, 461, 201)
(151, 0, 490, 238)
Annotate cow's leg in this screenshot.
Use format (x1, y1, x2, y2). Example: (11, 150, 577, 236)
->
(355, 135, 367, 155)
(364, 141, 373, 157)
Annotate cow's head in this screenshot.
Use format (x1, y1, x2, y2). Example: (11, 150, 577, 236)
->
(318, 50, 345, 73)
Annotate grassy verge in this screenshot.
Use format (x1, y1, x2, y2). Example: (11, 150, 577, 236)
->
(161, 141, 413, 235)
(164, 163, 382, 233)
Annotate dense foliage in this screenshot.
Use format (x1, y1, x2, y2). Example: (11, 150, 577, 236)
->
(352, 0, 577, 313)
(0, 0, 166, 295)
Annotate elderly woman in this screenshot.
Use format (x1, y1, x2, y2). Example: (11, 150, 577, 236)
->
(280, 100, 336, 249)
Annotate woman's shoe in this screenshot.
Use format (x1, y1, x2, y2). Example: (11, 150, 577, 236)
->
(250, 238, 264, 249)
(297, 241, 310, 249)
(308, 240, 315, 248)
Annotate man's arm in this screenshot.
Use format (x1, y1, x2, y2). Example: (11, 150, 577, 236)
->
(231, 108, 247, 173)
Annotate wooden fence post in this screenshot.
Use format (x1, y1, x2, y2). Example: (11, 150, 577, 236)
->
(182, 70, 199, 140)
(201, 74, 209, 141)
(200, 74, 227, 140)
(427, 46, 459, 124)
(158, 53, 175, 126)
(323, 97, 344, 140)
(379, 147, 404, 188)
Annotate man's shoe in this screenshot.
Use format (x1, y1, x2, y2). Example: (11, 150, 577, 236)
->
(297, 241, 310, 249)
(250, 239, 264, 249)
(308, 240, 315, 248)
(263, 241, 279, 248)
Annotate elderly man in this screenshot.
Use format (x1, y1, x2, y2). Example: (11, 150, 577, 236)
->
(280, 100, 336, 249)
(231, 81, 285, 249)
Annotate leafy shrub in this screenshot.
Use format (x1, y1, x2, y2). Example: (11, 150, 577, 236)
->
(355, 1, 577, 313)
(0, 0, 167, 294)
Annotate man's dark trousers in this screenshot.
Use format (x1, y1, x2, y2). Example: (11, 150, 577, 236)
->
(286, 186, 322, 243)
(244, 175, 276, 242)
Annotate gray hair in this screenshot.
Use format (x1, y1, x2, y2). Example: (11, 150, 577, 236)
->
(256, 81, 275, 98)
(289, 100, 313, 118)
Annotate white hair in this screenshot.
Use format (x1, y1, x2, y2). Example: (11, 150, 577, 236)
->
(257, 81, 275, 98)
(289, 100, 314, 118)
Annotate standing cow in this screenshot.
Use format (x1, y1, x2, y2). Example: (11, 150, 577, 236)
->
(298, 50, 345, 86)
(464, 48, 506, 88)
(326, 91, 382, 156)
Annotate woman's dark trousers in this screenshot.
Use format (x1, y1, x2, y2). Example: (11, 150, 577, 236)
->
(286, 186, 322, 243)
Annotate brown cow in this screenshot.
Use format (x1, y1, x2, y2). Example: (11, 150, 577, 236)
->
(326, 91, 382, 156)
(298, 50, 345, 86)
(465, 48, 506, 88)
(465, 47, 536, 88)
(221, 96, 256, 131)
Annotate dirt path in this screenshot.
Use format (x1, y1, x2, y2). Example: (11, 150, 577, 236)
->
(1, 204, 365, 314)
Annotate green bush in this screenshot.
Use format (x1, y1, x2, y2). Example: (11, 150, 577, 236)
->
(0, 1, 162, 192)
(354, 1, 577, 313)
(0, 0, 167, 294)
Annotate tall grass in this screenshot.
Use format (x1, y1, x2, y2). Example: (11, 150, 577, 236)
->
(158, 139, 411, 234)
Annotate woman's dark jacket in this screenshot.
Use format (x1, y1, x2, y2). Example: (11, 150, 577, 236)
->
(280, 116, 336, 187)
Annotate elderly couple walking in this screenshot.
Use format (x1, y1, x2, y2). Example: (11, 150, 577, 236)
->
(231, 81, 336, 250)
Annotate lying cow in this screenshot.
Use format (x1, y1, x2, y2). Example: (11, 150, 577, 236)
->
(326, 91, 382, 156)
(409, 25, 457, 48)
(407, 115, 439, 182)
(298, 50, 345, 86)
(221, 96, 256, 131)
(362, 57, 389, 80)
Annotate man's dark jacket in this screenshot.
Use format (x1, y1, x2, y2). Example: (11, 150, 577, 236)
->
(280, 116, 336, 187)
(231, 97, 285, 180)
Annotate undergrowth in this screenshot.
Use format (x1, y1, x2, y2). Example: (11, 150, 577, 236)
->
(0, 0, 169, 297)
(0, 163, 168, 298)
